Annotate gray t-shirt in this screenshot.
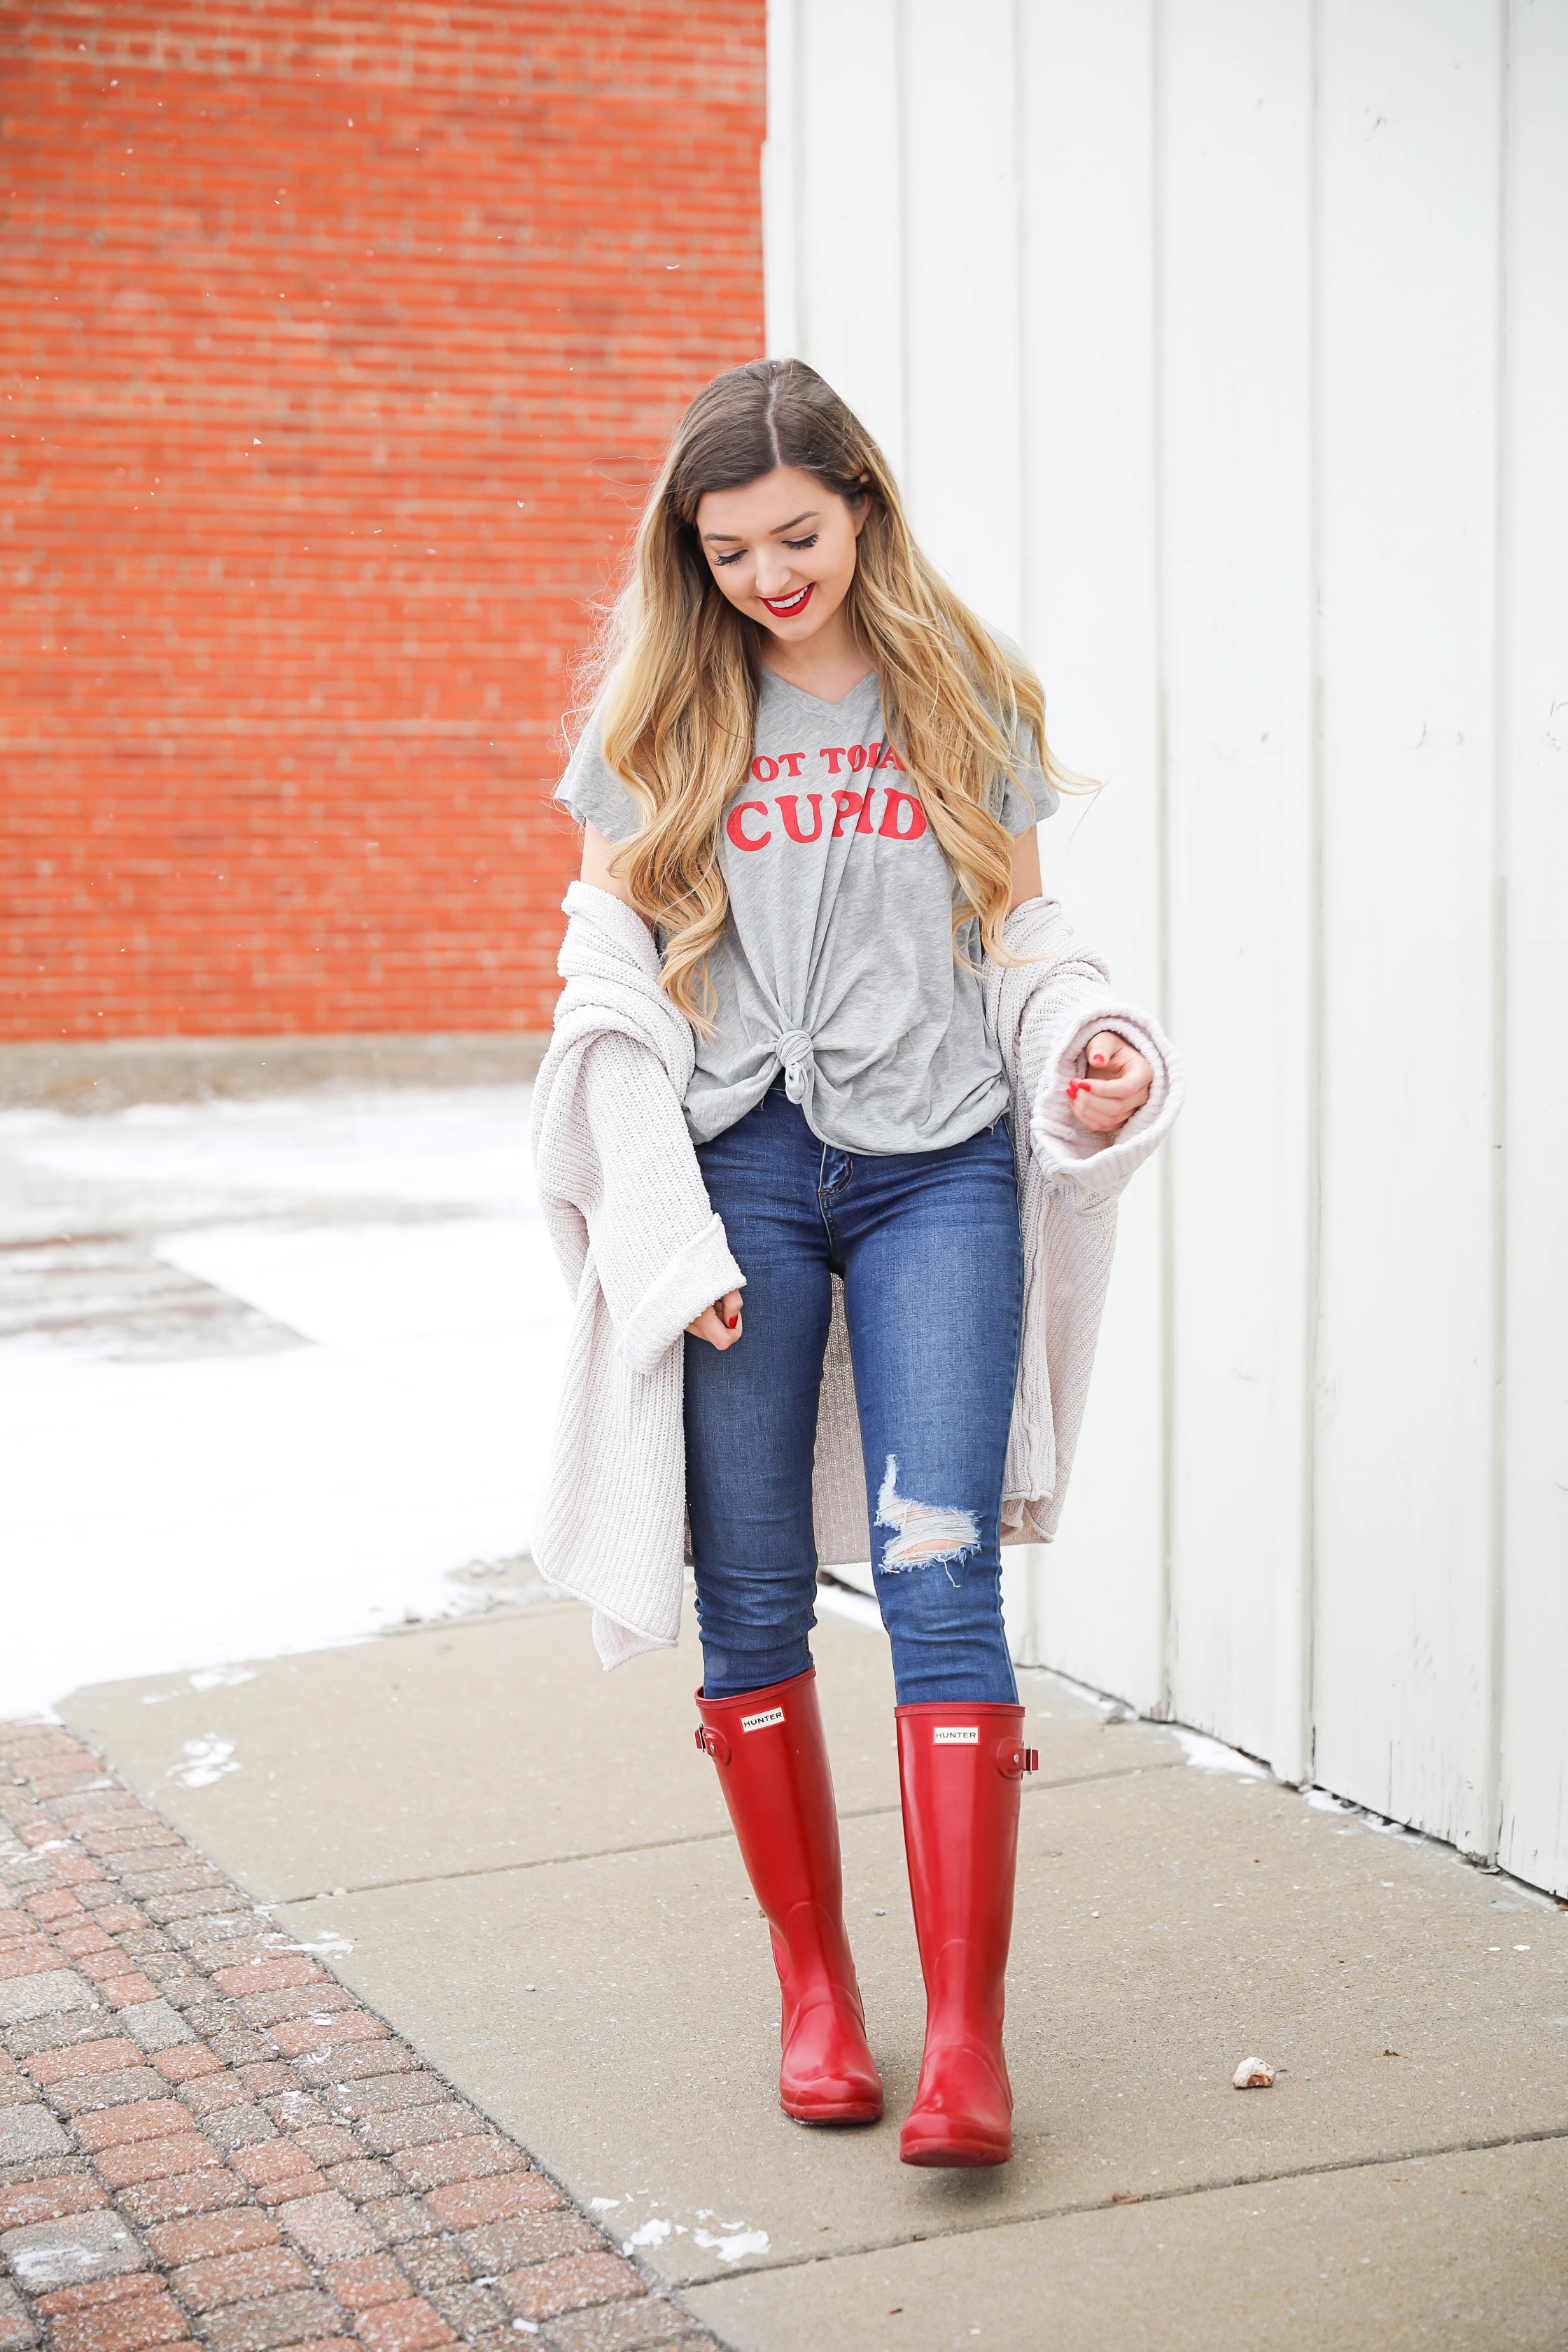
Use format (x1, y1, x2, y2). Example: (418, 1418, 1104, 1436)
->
(555, 664, 1054, 1154)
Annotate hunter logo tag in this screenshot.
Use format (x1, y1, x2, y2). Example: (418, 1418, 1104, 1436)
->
(741, 1707, 786, 1732)
(933, 1726, 979, 1745)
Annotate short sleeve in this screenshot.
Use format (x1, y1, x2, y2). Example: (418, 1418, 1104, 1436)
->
(997, 720, 1058, 835)
(980, 633, 1058, 835)
(554, 707, 644, 846)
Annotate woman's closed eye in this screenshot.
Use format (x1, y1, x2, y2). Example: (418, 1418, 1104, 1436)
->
(714, 533, 819, 568)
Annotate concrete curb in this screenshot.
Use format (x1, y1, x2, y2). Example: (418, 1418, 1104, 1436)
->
(0, 1040, 550, 1116)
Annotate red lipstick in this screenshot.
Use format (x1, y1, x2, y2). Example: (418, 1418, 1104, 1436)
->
(761, 583, 813, 619)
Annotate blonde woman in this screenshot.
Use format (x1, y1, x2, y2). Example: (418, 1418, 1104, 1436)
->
(550, 359, 1166, 2168)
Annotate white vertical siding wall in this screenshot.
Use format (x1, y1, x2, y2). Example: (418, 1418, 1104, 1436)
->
(1499, 0, 1568, 1894)
(1012, 5, 1166, 1716)
(764, 0, 1568, 1891)
(1159, 2, 1315, 1784)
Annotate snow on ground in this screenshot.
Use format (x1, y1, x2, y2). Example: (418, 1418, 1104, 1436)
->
(0, 1087, 571, 1718)
(0, 1079, 1284, 1796)
(1171, 1726, 1268, 1778)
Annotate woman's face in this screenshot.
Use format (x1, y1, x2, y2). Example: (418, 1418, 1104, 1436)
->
(694, 464, 869, 645)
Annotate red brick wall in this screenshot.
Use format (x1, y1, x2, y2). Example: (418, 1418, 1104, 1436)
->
(1, 3, 764, 1039)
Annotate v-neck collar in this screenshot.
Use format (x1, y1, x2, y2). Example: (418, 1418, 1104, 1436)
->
(757, 664, 879, 713)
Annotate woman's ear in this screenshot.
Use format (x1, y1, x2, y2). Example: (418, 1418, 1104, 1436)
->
(849, 476, 873, 538)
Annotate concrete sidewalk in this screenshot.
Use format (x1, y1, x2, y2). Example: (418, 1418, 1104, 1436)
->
(57, 1591, 1568, 2351)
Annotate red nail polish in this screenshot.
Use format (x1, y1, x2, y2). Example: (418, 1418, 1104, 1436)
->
(726, 1315, 738, 1330)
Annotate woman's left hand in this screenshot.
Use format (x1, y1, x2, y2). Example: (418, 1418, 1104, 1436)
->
(1068, 1032, 1152, 1135)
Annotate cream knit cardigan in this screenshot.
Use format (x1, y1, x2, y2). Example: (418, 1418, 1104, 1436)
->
(531, 881, 1183, 1667)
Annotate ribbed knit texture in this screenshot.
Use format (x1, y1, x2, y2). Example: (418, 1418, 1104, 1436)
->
(982, 894, 1186, 1537)
(531, 884, 1184, 1665)
(529, 883, 746, 1666)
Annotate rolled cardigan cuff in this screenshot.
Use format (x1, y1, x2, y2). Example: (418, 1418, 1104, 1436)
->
(617, 1211, 746, 1377)
(1029, 995, 1186, 1205)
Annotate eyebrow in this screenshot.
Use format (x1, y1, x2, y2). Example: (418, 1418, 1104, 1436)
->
(701, 509, 820, 545)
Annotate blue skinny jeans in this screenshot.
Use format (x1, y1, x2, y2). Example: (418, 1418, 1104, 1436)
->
(684, 1080, 1023, 1707)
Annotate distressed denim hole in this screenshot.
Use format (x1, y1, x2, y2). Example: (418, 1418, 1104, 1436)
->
(875, 1453, 980, 1574)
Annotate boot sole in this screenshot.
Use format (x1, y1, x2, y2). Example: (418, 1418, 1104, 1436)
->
(899, 2129, 1010, 2167)
(782, 2096, 885, 2125)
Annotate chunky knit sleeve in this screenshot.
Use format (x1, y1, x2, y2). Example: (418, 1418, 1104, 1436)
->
(528, 883, 744, 1666)
(983, 896, 1184, 1539)
(575, 1039, 744, 1375)
(530, 885, 744, 1378)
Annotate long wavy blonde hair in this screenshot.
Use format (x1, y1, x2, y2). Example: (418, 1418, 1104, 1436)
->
(584, 358, 1082, 1025)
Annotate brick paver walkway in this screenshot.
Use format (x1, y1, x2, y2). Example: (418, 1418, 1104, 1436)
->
(0, 1722, 718, 2352)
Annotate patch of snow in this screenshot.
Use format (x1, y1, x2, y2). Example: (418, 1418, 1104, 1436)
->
(0, 1329, 561, 1714)
(1172, 1728, 1266, 1779)
(692, 2226, 769, 2263)
(1016, 1658, 1136, 1721)
(16, 1086, 528, 1210)
(819, 1553, 875, 1599)
(157, 1216, 559, 1349)
(4, 2212, 141, 2290)
(188, 1665, 256, 1692)
(167, 1735, 238, 1789)
(1306, 1786, 1414, 1836)
(0, 1087, 570, 1715)
(622, 2218, 672, 2251)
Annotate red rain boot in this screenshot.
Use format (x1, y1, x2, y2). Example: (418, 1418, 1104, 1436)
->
(696, 1667, 883, 2124)
(896, 1700, 1037, 2166)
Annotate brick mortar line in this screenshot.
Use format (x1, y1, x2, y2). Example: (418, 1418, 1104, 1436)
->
(0, 1718, 724, 2352)
(674, 2121, 1568, 2294)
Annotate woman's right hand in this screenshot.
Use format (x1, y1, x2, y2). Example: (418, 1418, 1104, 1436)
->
(687, 1289, 743, 1350)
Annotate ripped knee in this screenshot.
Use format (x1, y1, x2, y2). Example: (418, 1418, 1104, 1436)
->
(875, 1454, 980, 1572)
